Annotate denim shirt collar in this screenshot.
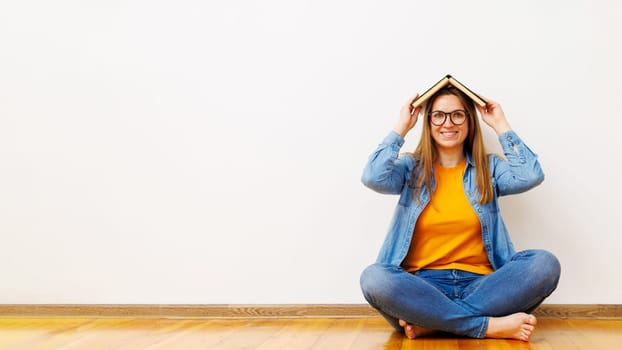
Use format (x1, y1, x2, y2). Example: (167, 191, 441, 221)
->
(465, 152, 475, 168)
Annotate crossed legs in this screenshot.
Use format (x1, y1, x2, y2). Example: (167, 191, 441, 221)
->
(360, 250, 560, 341)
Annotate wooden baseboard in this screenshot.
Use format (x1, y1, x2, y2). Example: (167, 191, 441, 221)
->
(533, 304, 622, 319)
(0, 304, 375, 319)
(0, 304, 620, 319)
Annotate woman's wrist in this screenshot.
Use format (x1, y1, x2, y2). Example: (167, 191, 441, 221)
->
(493, 121, 512, 135)
(393, 125, 408, 138)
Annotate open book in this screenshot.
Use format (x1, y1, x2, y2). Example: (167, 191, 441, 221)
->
(411, 75, 487, 109)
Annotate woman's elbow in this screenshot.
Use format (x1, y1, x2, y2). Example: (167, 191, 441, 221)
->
(534, 171, 545, 187)
(361, 172, 398, 194)
(529, 164, 545, 187)
(522, 171, 545, 193)
(361, 171, 382, 191)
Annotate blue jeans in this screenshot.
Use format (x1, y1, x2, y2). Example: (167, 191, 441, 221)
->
(360, 249, 561, 338)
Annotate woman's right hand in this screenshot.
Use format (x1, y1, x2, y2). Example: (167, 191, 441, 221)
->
(393, 95, 421, 138)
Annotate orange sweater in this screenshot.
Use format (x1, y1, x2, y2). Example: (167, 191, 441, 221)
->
(402, 161, 493, 275)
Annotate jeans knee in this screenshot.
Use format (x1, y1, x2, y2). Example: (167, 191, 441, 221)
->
(360, 263, 394, 305)
(360, 264, 380, 302)
(528, 249, 561, 291)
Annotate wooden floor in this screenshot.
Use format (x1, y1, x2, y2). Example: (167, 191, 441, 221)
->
(0, 317, 621, 349)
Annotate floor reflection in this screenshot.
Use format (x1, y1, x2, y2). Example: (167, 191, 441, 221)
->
(382, 330, 534, 349)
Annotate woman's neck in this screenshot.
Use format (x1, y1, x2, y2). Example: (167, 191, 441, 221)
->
(436, 148, 466, 167)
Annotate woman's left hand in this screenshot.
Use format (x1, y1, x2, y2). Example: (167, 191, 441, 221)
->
(477, 98, 512, 135)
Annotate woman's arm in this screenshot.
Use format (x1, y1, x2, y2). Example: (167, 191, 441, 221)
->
(476, 98, 512, 136)
(490, 131, 544, 196)
(477, 99, 544, 195)
(362, 96, 420, 195)
(361, 131, 414, 194)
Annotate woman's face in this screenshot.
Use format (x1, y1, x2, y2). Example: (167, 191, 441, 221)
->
(429, 94, 469, 152)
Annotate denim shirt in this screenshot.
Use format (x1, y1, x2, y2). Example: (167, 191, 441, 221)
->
(361, 130, 544, 270)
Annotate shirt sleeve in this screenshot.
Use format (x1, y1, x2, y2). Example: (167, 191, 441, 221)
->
(361, 131, 414, 195)
(492, 130, 545, 196)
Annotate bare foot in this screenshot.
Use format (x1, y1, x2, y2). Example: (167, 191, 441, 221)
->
(398, 319, 437, 340)
(485, 313, 537, 341)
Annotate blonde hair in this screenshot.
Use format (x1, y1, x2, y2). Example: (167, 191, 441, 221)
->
(409, 87, 493, 204)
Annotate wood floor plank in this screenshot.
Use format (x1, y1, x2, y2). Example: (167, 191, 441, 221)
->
(150, 319, 252, 350)
(305, 319, 359, 349)
(206, 318, 287, 350)
(252, 318, 331, 349)
(13, 319, 100, 350)
(113, 319, 211, 350)
(532, 318, 590, 350)
(347, 317, 406, 349)
(141, 321, 231, 350)
(566, 319, 622, 350)
(44, 319, 151, 350)
(0, 319, 50, 348)
(0, 317, 621, 349)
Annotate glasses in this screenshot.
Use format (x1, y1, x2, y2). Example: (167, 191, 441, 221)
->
(429, 110, 469, 126)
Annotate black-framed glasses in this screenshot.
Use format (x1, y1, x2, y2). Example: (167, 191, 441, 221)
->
(428, 109, 469, 126)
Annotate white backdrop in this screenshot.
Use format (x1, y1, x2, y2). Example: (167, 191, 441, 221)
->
(0, 0, 620, 304)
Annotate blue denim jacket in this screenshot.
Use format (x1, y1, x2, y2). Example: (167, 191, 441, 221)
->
(361, 130, 544, 270)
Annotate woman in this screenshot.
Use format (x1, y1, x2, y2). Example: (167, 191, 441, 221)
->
(360, 86, 560, 341)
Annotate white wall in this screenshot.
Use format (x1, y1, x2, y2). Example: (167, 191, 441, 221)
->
(0, 0, 620, 304)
